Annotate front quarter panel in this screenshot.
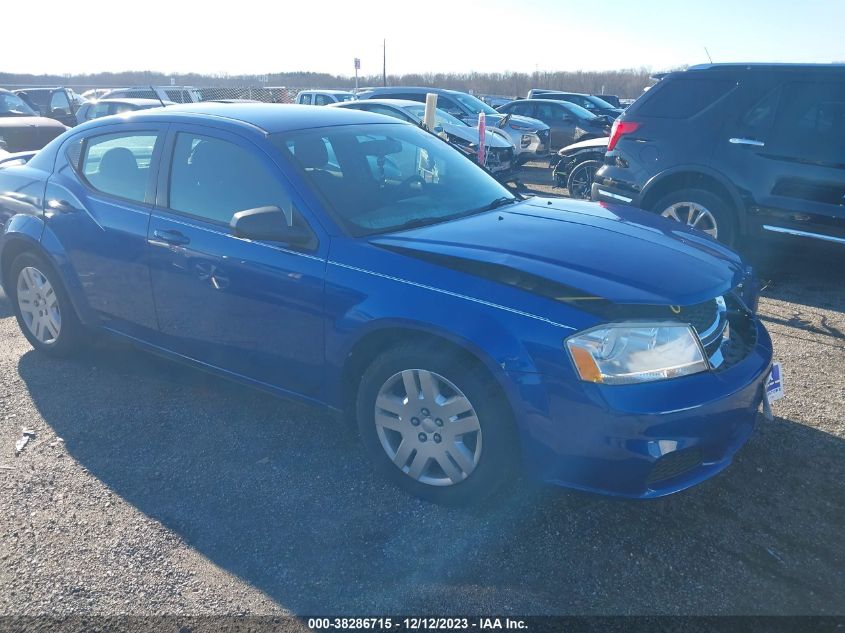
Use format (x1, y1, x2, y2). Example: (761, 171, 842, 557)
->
(323, 237, 599, 419)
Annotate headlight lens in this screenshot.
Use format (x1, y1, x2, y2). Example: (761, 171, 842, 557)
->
(566, 323, 709, 385)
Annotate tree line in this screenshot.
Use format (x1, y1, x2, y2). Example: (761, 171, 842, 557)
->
(1, 68, 657, 99)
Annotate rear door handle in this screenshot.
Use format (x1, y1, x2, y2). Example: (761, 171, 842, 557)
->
(152, 229, 190, 246)
(729, 137, 765, 147)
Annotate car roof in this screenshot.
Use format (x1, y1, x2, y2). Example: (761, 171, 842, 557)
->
(688, 62, 845, 72)
(300, 89, 354, 94)
(91, 98, 174, 106)
(85, 102, 397, 134)
(361, 86, 463, 95)
(345, 98, 422, 108)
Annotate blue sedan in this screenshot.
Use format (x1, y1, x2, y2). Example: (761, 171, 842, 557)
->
(0, 103, 772, 504)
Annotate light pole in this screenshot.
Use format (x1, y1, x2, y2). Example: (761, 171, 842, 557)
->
(354, 58, 360, 94)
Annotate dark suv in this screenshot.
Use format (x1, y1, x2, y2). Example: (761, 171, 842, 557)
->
(591, 64, 845, 247)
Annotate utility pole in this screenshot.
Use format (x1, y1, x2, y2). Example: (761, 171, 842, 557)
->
(383, 39, 387, 87)
(354, 58, 360, 94)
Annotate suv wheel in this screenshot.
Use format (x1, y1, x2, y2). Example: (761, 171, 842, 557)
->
(10, 251, 84, 356)
(653, 188, 735, 245)
(356, 344, 517, 505)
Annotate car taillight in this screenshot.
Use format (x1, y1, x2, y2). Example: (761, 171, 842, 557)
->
(607, 120, 640, 151)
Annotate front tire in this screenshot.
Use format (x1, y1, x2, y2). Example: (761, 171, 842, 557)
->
(566, 159, 602, 200)
(10, 251, 84, 356)
(356, 344, 517, 505)
(653, 188, 736, 245)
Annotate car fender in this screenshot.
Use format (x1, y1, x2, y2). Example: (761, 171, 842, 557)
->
(640, 164, 747, 231)
(0, 214, 96, 324)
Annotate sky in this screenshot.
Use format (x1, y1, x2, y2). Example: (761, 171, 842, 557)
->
(4, 0, 844, 77)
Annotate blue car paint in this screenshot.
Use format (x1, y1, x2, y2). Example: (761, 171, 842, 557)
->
(0, 104, 773, 498)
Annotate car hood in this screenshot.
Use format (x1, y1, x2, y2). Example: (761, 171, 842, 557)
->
(0, 116, 66, 130)
(558, 136, 609, 155)
(484, 113, 549, 132)
(371, 198, 745, 306)
(443, 122, 512, 148)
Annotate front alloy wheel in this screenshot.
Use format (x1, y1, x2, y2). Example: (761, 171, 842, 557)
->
(374, 369, 482, 486)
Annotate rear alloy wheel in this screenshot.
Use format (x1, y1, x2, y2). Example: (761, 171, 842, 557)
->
(654, 188, 735, 245)
(357, 345, 516, 504)
(10, 252, 84, 356)
(566, 159, 602, 200)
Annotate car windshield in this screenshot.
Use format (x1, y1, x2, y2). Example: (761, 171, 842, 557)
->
(452, 92, 498, 116)
(403, 105, 468, 127)
(273, 123, 514, 237)
(0, 92, 38, 117)
(560, 101, 600, 120)
(583, 95, 616, 110)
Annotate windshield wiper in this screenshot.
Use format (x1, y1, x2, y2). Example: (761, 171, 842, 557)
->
(483, 196, 520, 211)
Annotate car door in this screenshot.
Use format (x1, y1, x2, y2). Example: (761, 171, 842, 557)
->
(715, 77, 845, 243)
(535, 102, 576, 149)
(44, 125, 167, 336)
(48, 90, 78, 127)
(146, 125, 327, 398)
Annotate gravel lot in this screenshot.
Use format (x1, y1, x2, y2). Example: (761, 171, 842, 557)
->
(1, 175, 843, 616)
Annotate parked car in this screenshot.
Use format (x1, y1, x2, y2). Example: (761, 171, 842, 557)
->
(100, 86, 201, 103)
(81, 88, 113, 101)
(331, 98, 517, 181)
(527, 90, 624, 119)
(480, 95, 515, 108)
(595, 94, 622, 109)
(296, 90, 356, 105)
(552, 136, 608, 199)
(13, 87, 82, 127)
(497, 99, 610, 151)
(0, 103, 772, 504)
(75, 98, 174, 123)
(357, 87, 550, 165)
(0, 89, 67, 152)
(592, 63, 845, 247)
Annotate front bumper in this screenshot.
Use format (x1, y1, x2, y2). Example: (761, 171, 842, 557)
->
(511, 318, 773, 498)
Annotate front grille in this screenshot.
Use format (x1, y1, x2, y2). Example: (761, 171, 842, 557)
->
(647, 449, 703, 485)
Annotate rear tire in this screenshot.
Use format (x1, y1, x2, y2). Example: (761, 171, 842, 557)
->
(356, 343, 518, 505)
(653, 188, 736, 245)
(9, 251, 84, 356)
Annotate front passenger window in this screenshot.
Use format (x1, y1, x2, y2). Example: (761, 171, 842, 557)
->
(169, 133, 290, 225)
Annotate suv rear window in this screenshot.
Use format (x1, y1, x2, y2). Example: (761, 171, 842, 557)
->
(638, 77, 733, 119)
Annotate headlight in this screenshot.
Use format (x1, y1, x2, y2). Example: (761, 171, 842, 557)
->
(520, 134, 532, 148)
(509, 122, 535, 132)
(566, 323, 709, 385)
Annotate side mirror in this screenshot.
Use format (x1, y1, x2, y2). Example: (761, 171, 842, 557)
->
(231, 206, 315, 247)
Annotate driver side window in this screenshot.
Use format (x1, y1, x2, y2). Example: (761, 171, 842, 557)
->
(168, 133, 290, 225)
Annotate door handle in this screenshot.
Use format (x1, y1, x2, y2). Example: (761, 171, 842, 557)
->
(152, 229, 190, 246)
(729, 137, 765, 147)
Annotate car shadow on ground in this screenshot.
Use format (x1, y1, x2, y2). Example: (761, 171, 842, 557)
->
(14, 336, 845, 615)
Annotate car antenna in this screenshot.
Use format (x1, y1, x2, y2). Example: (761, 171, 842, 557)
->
(704, 47, 713, 63)
(151, 86, 166, 107)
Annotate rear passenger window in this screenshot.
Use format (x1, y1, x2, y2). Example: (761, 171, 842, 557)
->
(168, 133, 290, 225)
(79, 132, 159, 203)
(769, 81, 845, 164)
(300, 93, 313, 105)
(638, 78, 733, 119)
